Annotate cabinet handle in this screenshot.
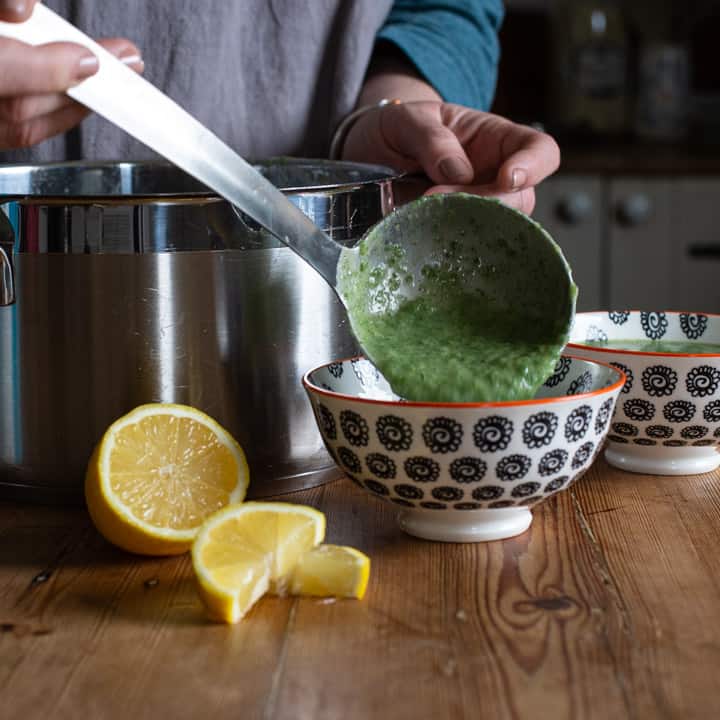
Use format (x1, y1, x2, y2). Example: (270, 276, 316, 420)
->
(616, 194, 652, 226)
(555, 193, 593, 224)
(688, 244, 720, 259)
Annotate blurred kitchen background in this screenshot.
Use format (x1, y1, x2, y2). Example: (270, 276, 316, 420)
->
(493, 0, 720, 312)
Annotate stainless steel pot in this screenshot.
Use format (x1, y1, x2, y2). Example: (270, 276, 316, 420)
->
(0, 160, 398, 503)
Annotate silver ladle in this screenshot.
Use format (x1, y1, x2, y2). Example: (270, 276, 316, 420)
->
(0, 5, 576, 402)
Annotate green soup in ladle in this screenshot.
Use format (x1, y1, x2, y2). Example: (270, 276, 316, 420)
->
(338, 193, 577, 403)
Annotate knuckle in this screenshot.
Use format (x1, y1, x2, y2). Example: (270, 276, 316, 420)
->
(6, 121, 39, 149)
(0, 98, 34, 125)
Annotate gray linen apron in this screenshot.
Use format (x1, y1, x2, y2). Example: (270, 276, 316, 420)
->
(3, 0, 394, 163)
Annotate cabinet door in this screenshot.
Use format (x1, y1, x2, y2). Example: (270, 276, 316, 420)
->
(608, 179, 673, 310)
(533, 175, 604, 310)
(667, 179, 720, 313)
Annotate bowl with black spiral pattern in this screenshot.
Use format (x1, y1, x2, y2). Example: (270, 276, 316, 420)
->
(568, 311, 720, 475)
(303, 354, 624, 542)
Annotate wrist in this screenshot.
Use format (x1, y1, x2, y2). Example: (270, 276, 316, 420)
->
(329, 98, 402, 161)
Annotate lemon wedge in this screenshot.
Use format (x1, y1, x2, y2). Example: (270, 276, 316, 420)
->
(85, 403, 249, 556)
(288, 545, 370, 599)
(192, 502, 326, 623)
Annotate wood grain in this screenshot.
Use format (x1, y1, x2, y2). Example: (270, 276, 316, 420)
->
(1, 458, 719, 719)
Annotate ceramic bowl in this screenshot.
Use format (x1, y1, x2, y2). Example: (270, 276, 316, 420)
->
(568, 311, 720, 475)
(303, 355, 624, 542)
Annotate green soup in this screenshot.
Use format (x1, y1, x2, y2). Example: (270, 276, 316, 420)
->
(584, 339, 720, 354)
(338, 195, 577, 403)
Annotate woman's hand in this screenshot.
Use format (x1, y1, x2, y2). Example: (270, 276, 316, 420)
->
(0, 0, 143, 150)
(342, 101, 560, 215)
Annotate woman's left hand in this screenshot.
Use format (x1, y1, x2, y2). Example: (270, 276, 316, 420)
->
(341, 101, 560, 215)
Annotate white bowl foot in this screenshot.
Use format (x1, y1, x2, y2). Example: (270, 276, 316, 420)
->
(396, 506, 533, 542)
(605, 443, 720, 476)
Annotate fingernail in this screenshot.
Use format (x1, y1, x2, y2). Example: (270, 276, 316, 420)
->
(439, 157, 472, 183)
(511, 168, 528, 190)
(75, 52, 99, 81)
(1, 1, 28, 18)
(119, 52, 144, 72)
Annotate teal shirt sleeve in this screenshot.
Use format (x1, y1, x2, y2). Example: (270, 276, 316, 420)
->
(376, 0, 504, 110)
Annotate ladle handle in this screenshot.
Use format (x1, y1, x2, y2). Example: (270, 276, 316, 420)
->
(0, 4, 343, 288)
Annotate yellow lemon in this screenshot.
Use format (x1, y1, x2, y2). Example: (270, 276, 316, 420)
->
(85, 403, 248, 556)
(288, 544, 370, 599)
(192, 502, 326, 623)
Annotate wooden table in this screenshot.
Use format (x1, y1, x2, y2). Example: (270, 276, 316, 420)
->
(2, 457, 719, 719)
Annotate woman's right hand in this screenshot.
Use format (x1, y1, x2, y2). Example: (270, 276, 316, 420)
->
(0, 0, 143, 150)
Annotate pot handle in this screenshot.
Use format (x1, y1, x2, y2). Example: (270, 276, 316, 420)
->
(0, 208, 15, 305)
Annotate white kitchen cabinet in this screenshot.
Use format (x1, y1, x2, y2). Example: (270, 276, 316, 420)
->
(667, 179, 720, 313)
(534, 175, 720, 314)
(607, 178, 674, 310)
(533, 175, 604, 310)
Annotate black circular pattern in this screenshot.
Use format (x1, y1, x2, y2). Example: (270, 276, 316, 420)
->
(663, 400, 696, 423)
(686, 366, 720, 398)
(511, 482, 540, 498)
(404, 456, 440, 483)
(327, 362, 343, 378)
(611, 362, 634, 394)
(364, 479, 389, 496)
(595, 398, 615, 435)
(680, 313, 708, 340)
(608, 435, 629, 443)
(585, 325, 608, 343)
(641, 311, 668, 340)
(568, 371, 594, 396)
(455, 502, 483, 510)
(520, 496, 542, 506)
(472, 485, 504, 501)
(340, 410, 369, 447)
(522, 411, 559, 448)
(663, 440, 687, 447)
(420, 501, 446, 510)
(495, 454, 532, 481)
(703, 400, 720, 423)
(680, 425, 709, 440)
(473, 415, 514, 452)
(489, 500, 516, 509)
(572, 441, 595, 469)
(609, 311, 630, 325)
(624, 398, 655, 422)
(538, 449, 569, 476)
(422, 416, 463, 453)
(693, 439, 715, 447)
(715, 427, 720, 438)
(337, 446, 361, 474)
(544, 476, 568, 493)
(641, 365, 678, 397)
(611, 422, 638, 437)
(432, 486, 464, 502)
(365, 453, 396, 479)
(646, 424, 673, 439)
(394, 484, 424, 500)
(449, 457, 487, 483)
(391, 498, 414, 507)
(376, 415, 413, 452)
(318, 404, 336, 440)
(634, 438, 656, 446)
(565, 405, 593, 441)
(544, 356, 571, 387)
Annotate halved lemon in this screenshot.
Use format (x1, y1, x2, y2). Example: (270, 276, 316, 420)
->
(85, 404, 249, 556)
(192, 502, 326, 623)
(288, 545, 370, 599)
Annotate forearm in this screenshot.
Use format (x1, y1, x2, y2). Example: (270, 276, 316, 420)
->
(356, 43, 441, 107)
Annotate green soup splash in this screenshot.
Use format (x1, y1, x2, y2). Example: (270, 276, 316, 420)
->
(337, 194, 577, 403)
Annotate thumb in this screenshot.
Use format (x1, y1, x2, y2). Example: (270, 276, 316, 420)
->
(381, 102, 474, 185)
(0, 1, 38, 22)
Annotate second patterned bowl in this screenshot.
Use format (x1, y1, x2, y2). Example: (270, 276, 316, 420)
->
(568, 311, 720, 475)
(303, 355, 624, 542)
